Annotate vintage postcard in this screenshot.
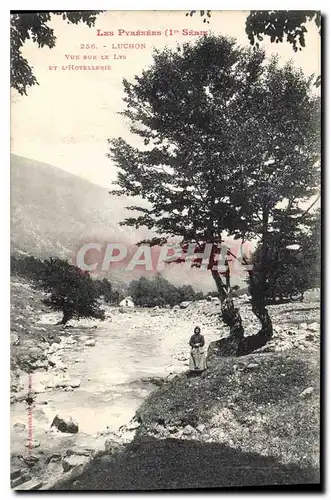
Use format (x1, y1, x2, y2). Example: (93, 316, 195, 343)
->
(10, 10, 321, 491)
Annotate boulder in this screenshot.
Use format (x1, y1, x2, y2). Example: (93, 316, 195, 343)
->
(127, 420, 140, 431)
(25, 439, 40, 449)
(299, 387, 315, 399)
(179, 301, 190, 309)
(65, 338, 77, 345)
(49, 336, 62, 344)
(182, 425, 195, 435)
(48, 342, 61, 352)
(247, 363, 259, 369)
(55, 379, 81, 389)
(11, 333, 20, 346)
(84, 339, 96, 347)
(51, 415, 79, 434)
(68, 379, 81, 388)
(307, 322, 319, 332)
(23, 455, 39, 467)
(13, 423, 26, 432)
(62, 453, 89, 473)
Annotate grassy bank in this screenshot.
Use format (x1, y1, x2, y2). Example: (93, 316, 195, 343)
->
(136, 350, 320, 468)
(59, 348, 320, 490)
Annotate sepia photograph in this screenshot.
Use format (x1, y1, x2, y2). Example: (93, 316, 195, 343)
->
(10, 8, 321, 491)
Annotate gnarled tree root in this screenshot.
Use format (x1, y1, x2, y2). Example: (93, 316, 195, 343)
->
(207, 297, 273, 359)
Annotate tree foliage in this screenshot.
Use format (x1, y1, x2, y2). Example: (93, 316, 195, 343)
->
(94, 277, 113, 303)
(109, 35, 320, 355)
(11, 11, 101, 95)
(252, 208, 320, 303)
(186, 10, 321, 52)
(40, 258, 105, 324)
(245, 11, 321, 52)
(128, 274, 203, 307)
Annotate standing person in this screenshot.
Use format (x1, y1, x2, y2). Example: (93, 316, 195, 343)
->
(189, 326, 207, 373)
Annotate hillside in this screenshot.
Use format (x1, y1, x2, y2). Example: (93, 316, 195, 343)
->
(11, 154, 149, 259)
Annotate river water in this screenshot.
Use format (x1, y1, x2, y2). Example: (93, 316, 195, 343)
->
(12, 308, 220, 457)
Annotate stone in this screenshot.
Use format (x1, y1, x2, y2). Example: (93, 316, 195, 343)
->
(247, 363, 259, 369)
(47, 453, 62, 463)
(179, 301, 190, 309)
(84, 339, 96, 347)
(65, 338, 77, 345)
(51, 415, 79, 434)
(196, 424, 206, 433)
(127, 420, 140, 431)
(62, 453, 89, 473)
(16, 479, 43, 490)
(49, 342, 61, 352)
(299, 387, 315, 399)
(69, 379, 81, 388)
(307, 322, 319, 332)
(13, 423, 26, 432)
(11, 468, 23, 480)
(25, 439, 40, 448)
(56, 360, 67, 371)
(48, 356, 58, 367)
(182, 425, 195, 435)
(23, 455, 39, 467)
(50, 336, 62, 344)
(11, 333, 20, 346)
(55, 378, 81, 389)
(299, 322, 308, 330)
(66, 447, 93, 457)
(11, 473, 32, 488)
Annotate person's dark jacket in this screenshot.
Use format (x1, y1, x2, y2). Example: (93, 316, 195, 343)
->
(189, 333, 205, 348)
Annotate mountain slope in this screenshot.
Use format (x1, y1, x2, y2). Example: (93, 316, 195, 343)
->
(10, 154, 151, 260)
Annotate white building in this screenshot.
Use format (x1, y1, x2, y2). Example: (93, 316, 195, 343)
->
(119, 296, 135, 308)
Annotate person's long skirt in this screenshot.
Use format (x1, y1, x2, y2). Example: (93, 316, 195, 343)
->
(189, 347, 207, 372)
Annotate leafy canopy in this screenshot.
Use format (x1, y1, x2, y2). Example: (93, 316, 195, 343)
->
(109, 35, 320, 271)
(11, 11, 101, 95)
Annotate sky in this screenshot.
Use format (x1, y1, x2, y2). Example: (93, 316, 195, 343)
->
(10, 10, 321, 189)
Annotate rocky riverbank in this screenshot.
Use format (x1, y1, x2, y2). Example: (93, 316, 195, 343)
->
(10, 277, 320, 490)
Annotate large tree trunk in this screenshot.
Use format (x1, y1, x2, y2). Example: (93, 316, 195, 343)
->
(208, 270, 244, 357)
(208, 266, 273, 359)
(206, 212, 273, 358)
(60, 310, 73, 325)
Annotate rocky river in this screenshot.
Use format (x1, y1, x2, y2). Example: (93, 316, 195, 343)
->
(10, 278, 320, 489)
